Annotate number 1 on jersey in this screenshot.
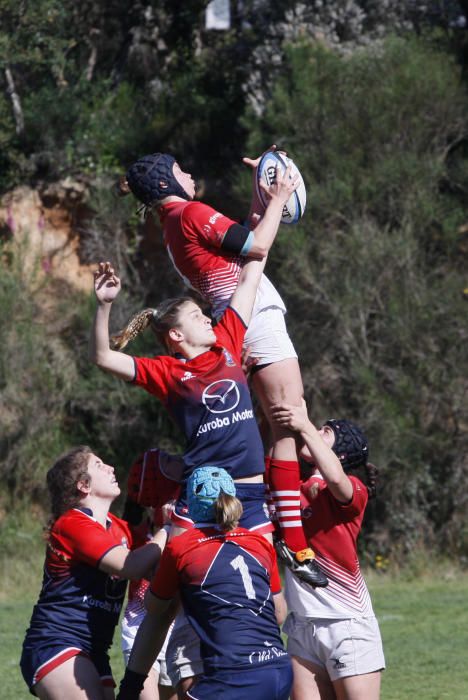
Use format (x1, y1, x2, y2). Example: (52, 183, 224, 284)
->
(230, 554, 256, 599)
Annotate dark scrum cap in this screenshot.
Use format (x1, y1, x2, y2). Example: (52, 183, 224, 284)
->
(126, 153, 190, 205)
(326, 418, 369, 471)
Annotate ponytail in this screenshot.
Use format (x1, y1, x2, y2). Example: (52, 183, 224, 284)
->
(110, 297, 194, 352)
(363, 462, 378, 499)
(213, 492, 243, 532)
(111, 309, 155, 350)
(115, 176, 132, 197)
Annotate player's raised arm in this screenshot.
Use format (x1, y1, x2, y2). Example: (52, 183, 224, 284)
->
(229, 164, 298, 324)
(243, 144, 276, 242)
(242, 146, 300, 259)
(89, 261, 136, 381)
(271, 401, 354, 503)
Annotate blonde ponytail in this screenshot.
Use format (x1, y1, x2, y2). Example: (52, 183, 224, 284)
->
(110, 308, 155, 350)
(214, 492, 243, 532)
(110, 297, 196, 352)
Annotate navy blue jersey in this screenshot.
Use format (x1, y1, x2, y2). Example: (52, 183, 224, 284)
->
(150, 527, 288, 674)
(133, 307, 265, 479)
(22, 508, 130, 656)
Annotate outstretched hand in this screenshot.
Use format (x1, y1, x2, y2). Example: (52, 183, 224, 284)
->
(241, 344, 259, 378)
(271, 399, 311, 434)
(243, 145, 291, 225)
(94, 261, 121, 304)
(259, 162, 299, 206)
(242, 144, 279, 171)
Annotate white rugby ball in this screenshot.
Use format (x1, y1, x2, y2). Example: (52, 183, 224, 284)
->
(255, 151, 307, 225)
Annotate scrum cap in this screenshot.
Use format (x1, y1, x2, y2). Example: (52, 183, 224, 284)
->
(126, 450, 180, 509)
(325, 419, 369, 471)
(187, 466, 236, 523)
(126, 153, 190, 205)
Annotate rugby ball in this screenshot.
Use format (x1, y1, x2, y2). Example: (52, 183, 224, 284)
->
(256, 151, 307, 225)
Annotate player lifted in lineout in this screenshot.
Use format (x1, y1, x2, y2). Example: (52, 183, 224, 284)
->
(116, 147, 327, 587)
(90, 161, 328, 581)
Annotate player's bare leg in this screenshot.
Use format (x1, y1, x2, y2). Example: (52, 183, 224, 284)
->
(290, 655, 336, 700)
(333, 671, 381, 700)
(34, 655, 107, 700)
(252, 358, 327, 587)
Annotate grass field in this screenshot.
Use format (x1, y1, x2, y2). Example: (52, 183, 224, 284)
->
(2, 571, 468, 699)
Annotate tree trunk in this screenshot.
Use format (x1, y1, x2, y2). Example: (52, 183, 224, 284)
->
(5, 67, 24, 135)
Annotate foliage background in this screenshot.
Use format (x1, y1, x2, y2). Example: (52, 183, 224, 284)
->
(1, 0, 468, 566)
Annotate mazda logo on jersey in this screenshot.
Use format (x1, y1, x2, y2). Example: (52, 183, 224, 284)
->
(202, 379, 240, 414)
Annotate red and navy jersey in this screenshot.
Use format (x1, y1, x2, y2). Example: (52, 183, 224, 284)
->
(150, 526, 287, 673)
(22, 508, 131, 655)
(158, 201, 243, 318)
(133, 307, 265, 480)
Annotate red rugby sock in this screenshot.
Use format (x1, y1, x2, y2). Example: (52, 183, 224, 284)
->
(269, 459, 308, 553)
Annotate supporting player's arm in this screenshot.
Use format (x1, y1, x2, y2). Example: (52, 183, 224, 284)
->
(273, 591, 288, 625)
(116, 596, 178, 700)
(99, 527, 169, 580)
(131, 595, 177, 673)
(271, 401, 354, 503)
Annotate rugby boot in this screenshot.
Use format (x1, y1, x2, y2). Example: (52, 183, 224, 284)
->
(275, 540, 328, 587)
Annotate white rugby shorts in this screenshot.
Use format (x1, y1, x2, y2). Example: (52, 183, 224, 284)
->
(165, 619, 203, 687)
(244, 274, 297, 364)
(122, 617, 173, 686)
(284, 612, 385, 681)
(244, 305, 297, 364)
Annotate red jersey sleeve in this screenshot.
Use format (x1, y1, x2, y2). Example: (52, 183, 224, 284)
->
(213, 307, 247, 363)
(269, 547, 282, 594)
(52, 512, 131, 568)
(133, 355, 171, 402)
(343, 476, 368, 516)
(181, 201, 236, 249)
(301, 475, 368, 519)
(149, 540, 181, 599)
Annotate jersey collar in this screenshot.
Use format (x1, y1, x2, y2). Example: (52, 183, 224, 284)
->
(75, 506, 112, 529)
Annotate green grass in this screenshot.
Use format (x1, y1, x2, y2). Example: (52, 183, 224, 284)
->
(2, 572, 468, 699)
(370, 572, 468, 699)
(1, 597, 125, 700)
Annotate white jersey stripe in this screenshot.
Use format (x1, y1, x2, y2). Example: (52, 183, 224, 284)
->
(272, 490, 301, 497)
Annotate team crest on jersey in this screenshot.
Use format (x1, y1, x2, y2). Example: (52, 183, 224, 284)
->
(181, 371, 197, 382)
(302, 506, 313, 519)
(222, 348, 236, 367)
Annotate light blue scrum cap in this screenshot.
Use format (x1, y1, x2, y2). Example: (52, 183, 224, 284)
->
(187, 466, 236, 523)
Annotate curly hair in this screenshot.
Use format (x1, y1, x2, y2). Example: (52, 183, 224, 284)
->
(46, 446, 93, 525)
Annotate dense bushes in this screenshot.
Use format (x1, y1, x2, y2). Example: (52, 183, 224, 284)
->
(244, 37, 468, 560)
(1, 11, 468, 563)
(0, 238, 183, 506)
